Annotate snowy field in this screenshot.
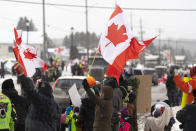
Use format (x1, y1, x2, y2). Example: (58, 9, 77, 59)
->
(0, 74, 182, 131)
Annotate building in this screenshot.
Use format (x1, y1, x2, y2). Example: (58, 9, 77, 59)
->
(145, 55, 159, 68)
(0, 31, 43, 59)
(175, 55, 186, 65)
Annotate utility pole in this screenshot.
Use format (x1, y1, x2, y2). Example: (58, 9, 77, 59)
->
(115, 0, 117, 6)
(158, 29, 161, 65)
(168, 38, 171, 64)
(130, 11, 133, 31)
(175, 40, 178, 64)
(139, 19, 143, 41)
(43, 0, 47, 62)
(175, 40, 178, 56)
(85, 0, 89, 64)
(139, 19, 145, 64)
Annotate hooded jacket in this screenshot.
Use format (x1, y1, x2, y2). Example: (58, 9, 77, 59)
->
(104, 77, 123, 127)
(83, 80, 113, 131)
(19, 75, 61, 131)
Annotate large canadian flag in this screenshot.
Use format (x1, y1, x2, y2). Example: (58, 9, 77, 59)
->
(13, 28, 47, 77)
(98, 6, 156, 81)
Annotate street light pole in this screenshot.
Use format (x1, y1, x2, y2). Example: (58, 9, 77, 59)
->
(26, 20, 30, 45)
(71, 27, 74, 47)
(70, 27, 74, 60)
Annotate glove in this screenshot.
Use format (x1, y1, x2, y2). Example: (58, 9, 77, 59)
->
(14, 62, 24, 76)
(174, 69, 179, 76)
(168, 117, 175, 127)
(82, 79, 90, 89)
(179, 123, 184, 129)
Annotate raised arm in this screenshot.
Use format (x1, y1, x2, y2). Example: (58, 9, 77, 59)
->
(82, 79, 102, 106)
(174, 75, 191, 94)
(14, 62, 43, 105)
(19, 75, 43, 104)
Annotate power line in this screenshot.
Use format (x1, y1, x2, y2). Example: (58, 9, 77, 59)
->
(1, 0, 196, 12)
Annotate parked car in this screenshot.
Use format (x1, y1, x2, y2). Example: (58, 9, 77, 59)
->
(53, 76, 86, 111)
(155, 66, 167, 78)
(133, 68, 143, 75)
(143, 68, 158, 85)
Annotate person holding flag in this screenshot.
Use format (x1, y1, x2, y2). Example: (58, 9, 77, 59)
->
(14, 62, 61, 131)
(13, 28, 47, 78)
(95, 5, 156, 131)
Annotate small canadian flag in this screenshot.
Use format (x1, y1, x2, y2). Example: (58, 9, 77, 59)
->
(98, 6, 156, 82)
(13, 28, 47, 77)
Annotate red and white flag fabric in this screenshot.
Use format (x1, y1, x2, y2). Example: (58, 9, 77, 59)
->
(98, 6, 156, 81)
(14, 28, 22, 45)
(13, 28, 47, 77)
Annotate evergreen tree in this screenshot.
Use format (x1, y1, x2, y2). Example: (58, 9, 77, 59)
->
(70, 45, 79, 59)
(16, 17, 37, 31)
(63, 32, 99, 48)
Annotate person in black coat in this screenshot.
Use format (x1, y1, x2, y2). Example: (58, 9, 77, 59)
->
(1, 79, 29, 131)
(176, 89, 196, 131)
(14, 63, 61, 131)
(166, 70, 178, 106)
(76, 89, 96, 131)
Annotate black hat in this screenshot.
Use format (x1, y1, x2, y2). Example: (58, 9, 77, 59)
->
(103, 77, 118, 89)
(2, 79, 15, 90)
(37, 81, 53, 96)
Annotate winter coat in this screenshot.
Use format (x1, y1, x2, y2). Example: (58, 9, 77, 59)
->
(76, 98, 95, 131)
(112, 88, 123, 129)
(176, 103, 196, 131)
(84, 85, 113, 131)
(2, 89, 29, 127)
(144, 108, 173, 131)
(174, 75, 196, 104)
(19, 75, 61, 131)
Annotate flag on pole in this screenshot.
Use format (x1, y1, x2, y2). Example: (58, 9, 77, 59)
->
(13, 28, 47, 77)
(98, 6, 156, 81)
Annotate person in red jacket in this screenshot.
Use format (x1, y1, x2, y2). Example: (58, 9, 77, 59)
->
(174, 66, 196, 104)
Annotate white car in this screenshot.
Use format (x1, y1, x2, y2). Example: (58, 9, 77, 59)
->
(53, 76, 86, 110)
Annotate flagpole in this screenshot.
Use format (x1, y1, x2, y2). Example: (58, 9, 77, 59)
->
(87, 50, 98, 76)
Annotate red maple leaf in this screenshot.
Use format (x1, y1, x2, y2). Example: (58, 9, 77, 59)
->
(23, 48, 37, 60)
(105, 23, 128, 47)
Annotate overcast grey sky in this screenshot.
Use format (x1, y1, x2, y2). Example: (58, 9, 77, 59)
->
(0, 0, 196, 41)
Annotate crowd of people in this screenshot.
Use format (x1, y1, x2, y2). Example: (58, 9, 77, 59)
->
(1, 61, 196, 131)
